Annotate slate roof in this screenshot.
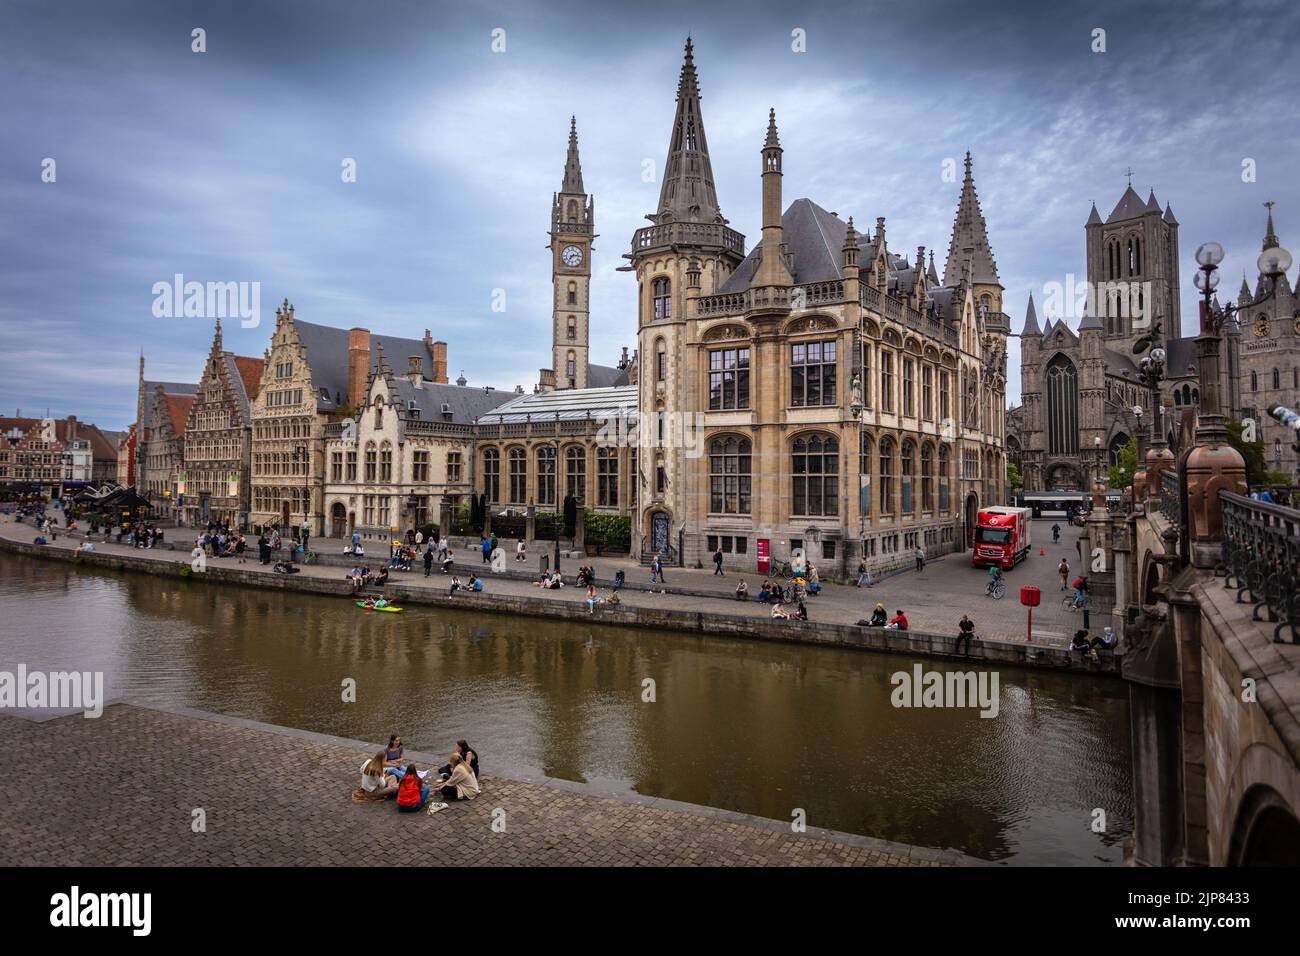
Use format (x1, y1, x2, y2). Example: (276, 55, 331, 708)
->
(718, 198, 847, 293)
(476, 386, 638, 425)
(586, 364, 632, 388)
(1165, 336, 1199, 377)
(294, 320, 435, 412)
(389, 377, 514, 426)
(1106, 186, 1149, 224)
(1021, 293, 1040, 336)
(1102, 347, 1140, 377)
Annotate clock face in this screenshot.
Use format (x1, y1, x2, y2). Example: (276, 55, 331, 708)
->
(562, 245, 583, 267)
(1254, 316, 1270, 338)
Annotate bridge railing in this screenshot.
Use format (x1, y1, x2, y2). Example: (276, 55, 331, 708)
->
(1219, 489, 1300, 644)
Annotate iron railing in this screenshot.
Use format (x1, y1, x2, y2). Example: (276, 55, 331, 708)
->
(1219, 489, 1300, 644)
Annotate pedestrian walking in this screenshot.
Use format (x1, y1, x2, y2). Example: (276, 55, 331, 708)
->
(914, 546, 926, 572)
(515, 540, 527, 562)
(480, 536, 491, 564)
(1052, 522, 1061, 542)
(855, 560, 870, 588)
(1058, 558, 1070, 590)
(712, 547, 724, 576)
(423, 545, 434, 577)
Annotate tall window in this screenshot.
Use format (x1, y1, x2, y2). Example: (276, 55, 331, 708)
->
(859, 433, 873, 519)
(364, 443, 377, 482)
(567, 317, 576, 339)
(902, 358, 915, 416)
(536, 447, 556, 505)
(1046, 354, 1080, 455)
(508, 448, 527, 504)
(656, 341, 667, 382)
(346, 450, 357, 482)
(565, 446, 585, 501)
(374, 399, 383, 429)
(567, 282, 577, 305)
(483, 449, 500, 501)
(938, 445, 950, 513)
(710, 436, 752, 514)
(939, 370, 950, 420)
(922, 366, 933, 419)
(652, 277, 671, 320)
(330, 451, 343, 482)
(879, 437, 895, 514)
(791, 341, 837, 406)
(446, 452, 462, 483)
(709, 348, 750, 410)
(920, 443, 933, 512)
(901, 440, 915, 514)
(861, 344, 872, 409)
(597, 447, 618, 506)
(880, 350, 894, 412)
(1250, 370, 1258, 392)
(792, 434, 838, 516)
(379, 444, 393, 482)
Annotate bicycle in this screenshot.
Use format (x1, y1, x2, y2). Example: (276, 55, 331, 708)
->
(985, 580, 1005, 600)
(1063, 593, 1089, 611)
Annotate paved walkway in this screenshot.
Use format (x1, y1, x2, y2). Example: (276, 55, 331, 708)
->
(3, 515, 1096, 645)
(0, 704, 969, 866)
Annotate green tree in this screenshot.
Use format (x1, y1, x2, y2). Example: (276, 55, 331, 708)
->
(1106, 437, 1139, 490)
(1225, 418, 1267, 486)
(1007, 461, 1024, 492)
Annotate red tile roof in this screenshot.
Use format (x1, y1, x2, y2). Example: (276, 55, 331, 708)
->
(162, 394, 196, 437)
(233, 355, 264, 403)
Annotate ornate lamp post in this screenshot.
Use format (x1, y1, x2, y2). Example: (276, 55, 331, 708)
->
(1185, 236, 1293, 563)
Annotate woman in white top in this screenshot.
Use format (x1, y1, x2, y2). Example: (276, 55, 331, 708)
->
(360, 752, 397, 794)
(436, 753, 480, 801)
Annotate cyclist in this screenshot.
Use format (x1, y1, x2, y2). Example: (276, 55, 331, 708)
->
(1070, 575, 1089, 609)
(986, 564, 1004, 596)
(1051, 522, 1061, 542)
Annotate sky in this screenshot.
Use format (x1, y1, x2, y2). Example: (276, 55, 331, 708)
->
(2, 0, 1297, 430)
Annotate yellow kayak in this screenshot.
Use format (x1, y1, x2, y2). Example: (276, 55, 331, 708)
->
(355, 602, 403, 613)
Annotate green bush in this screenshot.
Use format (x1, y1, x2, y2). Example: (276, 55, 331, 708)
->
(583, 512, 631, 553)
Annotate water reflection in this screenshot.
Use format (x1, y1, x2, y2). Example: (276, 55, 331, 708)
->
(0, 553, 1131, 863)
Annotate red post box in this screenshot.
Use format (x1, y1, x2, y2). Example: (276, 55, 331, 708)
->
(1019, 585, 1040, 643)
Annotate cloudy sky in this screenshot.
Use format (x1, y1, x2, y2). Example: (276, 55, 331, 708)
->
(2, 0, 1296, 429)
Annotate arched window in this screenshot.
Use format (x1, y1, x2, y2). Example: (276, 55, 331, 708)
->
(536, 446, 556, 505)
(938, 444, 950, 513)
(566, 200, 577, 222)
(567, 316, 576, 339)
(482, 449, 500, 501)
(1251, 370, 1258, 392)
(709, 436, 752, 515)
(1046, 354, 1080, 455)
(920, 442, 934, 512)
(652, 277, 671, 320)
(1192, 388, 1199, 405)
(508, 448, 527, 504)
(792, 434, 838, 516)
(1272, 368, 1280, 390)
(565, 446, 585, 501)
(566, 351, 576, 384)
(1108, 433, 1131, 466)
(1134, 236, 1142, 275)
(656, 339, 667, 382)
(597, 447, 618, 507)
(364, 442, 377, 482)
(859, 433, 873, 519)
(900, 440, 916, 514)
(374, 397, 384, 429)
(879, 437, 895, 515)
(379, 442, 392, 482)
(567, 282, 577, 305)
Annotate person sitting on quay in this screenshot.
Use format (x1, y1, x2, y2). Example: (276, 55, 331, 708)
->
(272, 560, 299, 574)
(1089, 626, 1118, 654)
(1068, 629, 1092, 654)
(612, 569, 625, 591)
(886, 609, 909, 631)
(373, 566, 390, 588)
(395, 763, 430, 813)
(534, 571, 563, 589)
(585, 584, 603, 614)
(384, 734, 404, 773)
(438, 740, 480, 780)
(756, 581, 771, 603)
(870, 603, 888, 627)
(735, 579, 748, 601)
(433, 753, 480, 803)
(955, 614, 976, 656)
(449, 575, 464, 594)
(441, 549, 455, 574)
(360, 752, 398, 798)
(466, 573, 483, 592)
(771, 601, 790, 619)
(348, 566, 364, 590)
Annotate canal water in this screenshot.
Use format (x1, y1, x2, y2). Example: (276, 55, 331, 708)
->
(0, 552, 1132, 864)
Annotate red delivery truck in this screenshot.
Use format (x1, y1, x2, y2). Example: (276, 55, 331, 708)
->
(972, 506, 1033, 569)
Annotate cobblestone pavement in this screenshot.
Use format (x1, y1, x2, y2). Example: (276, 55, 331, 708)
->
(0, 704, 965, 867)
(2, 516, 1098, 645)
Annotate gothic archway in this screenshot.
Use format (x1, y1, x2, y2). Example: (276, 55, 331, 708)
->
(1229, 785, 1300, 866)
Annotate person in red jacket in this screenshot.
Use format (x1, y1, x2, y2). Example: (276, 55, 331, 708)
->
(395, 764, 428, 813)
(887, 609, 909, 631)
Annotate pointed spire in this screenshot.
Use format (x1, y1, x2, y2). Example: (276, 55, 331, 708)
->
(562, 115, 584, 194)
(1163, 201, 1178, 226)
(1021, 293, 1040, 336)
(1262, 200, 1279, 250)
(764, 107, 780, 148)
(1239, 274, 1252, 301)
(1145, 188, 1161, 213)
(927, 250, 939, 284)
(1106, 184, 1146, 223)
(654, 37, 723, 225)
(943, 151, 1000, 287)
(1086, 202, 1103, 226)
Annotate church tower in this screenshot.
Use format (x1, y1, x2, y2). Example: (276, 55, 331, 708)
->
(943, 152, 1003, 319)
(546, 116, 594, 390)
(1085, 178, 1181, 350)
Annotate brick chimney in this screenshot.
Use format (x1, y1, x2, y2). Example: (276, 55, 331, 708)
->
(347, 327, 371, 409)
(407, 355, 424, 389)
(424, 330, 448, 385)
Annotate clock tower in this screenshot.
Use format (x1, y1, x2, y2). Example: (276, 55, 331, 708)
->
(547, 116, 595, 390)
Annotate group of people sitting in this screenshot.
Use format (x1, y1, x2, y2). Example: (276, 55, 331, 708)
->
(770, 598, 809, 621)
(861, 603, 910, 630)
(754, 578, 809, 605)
(448, 574, 484, 594)
(1067, 627, 1117, 655)
(359, 734, 482, 812)
(347, 565, 391, 591)
(534, 570, 565, 589)
(584, 584, 621, 613)
(574, 565, 598, 587)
